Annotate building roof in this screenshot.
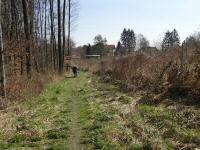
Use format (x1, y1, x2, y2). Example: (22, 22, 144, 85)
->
(105, 45, 115, 49)
(85, 55, 101, 57)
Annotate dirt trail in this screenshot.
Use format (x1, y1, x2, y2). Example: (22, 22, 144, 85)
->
(67, 87, 82, 150)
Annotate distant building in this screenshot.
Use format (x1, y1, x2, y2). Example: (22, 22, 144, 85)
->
(104, 44, 116, 56)
(105, 45, 115, 50)
(85, 55, 101, 59)
(71, 44, 116, 58)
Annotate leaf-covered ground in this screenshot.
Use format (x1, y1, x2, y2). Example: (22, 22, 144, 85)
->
(0, 72, 199, 150)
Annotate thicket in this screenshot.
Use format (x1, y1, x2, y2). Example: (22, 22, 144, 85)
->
(76, 48, 200, 104)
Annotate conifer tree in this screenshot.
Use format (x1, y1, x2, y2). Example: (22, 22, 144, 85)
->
(120, 28, 136, 53)
(162, 29, 180, 51)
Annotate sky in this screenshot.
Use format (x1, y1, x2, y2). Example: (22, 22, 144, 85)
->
(73, 0, 200, 46)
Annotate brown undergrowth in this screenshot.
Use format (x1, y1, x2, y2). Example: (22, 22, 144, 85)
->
(75, 49, 200, 105)
(0, 72, 60, 109)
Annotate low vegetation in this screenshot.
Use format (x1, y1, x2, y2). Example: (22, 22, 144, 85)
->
(0, 72, 199, 149)
(76, 49, 200, 105)
(81, 73, 200, 149)
(0, 75, 70, 149)
(0, 72, 58, 109)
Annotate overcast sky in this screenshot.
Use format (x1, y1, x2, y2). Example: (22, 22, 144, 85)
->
(73, 0, 200, 46)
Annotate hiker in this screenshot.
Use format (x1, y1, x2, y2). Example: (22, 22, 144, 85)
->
(72, 65, 78, 78)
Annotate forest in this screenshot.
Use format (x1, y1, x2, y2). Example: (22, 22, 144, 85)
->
(0, 0, 78, 105)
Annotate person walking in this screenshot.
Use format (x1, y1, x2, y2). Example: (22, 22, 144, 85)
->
(72, 65, 78, 78)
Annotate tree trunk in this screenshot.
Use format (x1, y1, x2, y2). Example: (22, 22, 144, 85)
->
(29, 0, 34, 39)
(57, 0, 62, 74)
(0, 0, 6, 97)
(22, 0, 31, 77)
(39, 1, 44, 72)
(44, 0, 48, 70)
(10, 0, 17, 39)
(50, 0, 56, 70)
(62, 0, 66, 71)
(67, 0, 71, 56)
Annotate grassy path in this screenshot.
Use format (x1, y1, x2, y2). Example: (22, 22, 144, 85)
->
(0, 72, 200, 150)
(0, 72, 91, 150)
(66, 79, 82, 150)
(67, 96, 82, 150)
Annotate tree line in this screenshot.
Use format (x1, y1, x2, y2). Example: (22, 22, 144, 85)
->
(80, 28, 181, 57)
(0, 0, 78, 97)
(84, 34, 109, 56)
(115, 28, 181, 55)
(81, 27, 200, 61)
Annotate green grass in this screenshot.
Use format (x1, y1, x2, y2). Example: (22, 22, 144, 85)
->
(79, 74, 200, 149)
(0, 72, 200, 150)
(0, 73, 89, 149)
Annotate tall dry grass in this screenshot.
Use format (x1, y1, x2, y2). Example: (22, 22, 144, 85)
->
(75, 49, 200, 104)
(0, 72, 60, 109)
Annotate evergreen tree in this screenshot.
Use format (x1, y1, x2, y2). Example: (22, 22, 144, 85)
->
(162, 30, 171, 51)
(120, 28, 136, 53)
(162, 29, 180, 51)
(121, 28, 128, 49)
(171, 29, 180, 48)
(128, 29, 136, 52)
(116, 41, 123, 55)
(86, 44, 91, 55)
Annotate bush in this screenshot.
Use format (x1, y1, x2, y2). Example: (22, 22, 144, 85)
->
(75, 50, 200, 104)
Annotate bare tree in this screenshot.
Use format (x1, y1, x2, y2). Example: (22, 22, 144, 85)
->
(50, 0, 56, 69)
(44, 0, 48, 69)
(57, 0, 62, 74)
(10, 0, 17, 39)
(67, 0, 71, 56)
(62, 0, 66, 71)
(0, 0, 6, 97)
(22, 0, 31, 76)
(137, 34, 150, 50)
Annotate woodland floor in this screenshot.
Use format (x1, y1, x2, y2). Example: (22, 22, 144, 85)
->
(0, 72, 200, 150)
